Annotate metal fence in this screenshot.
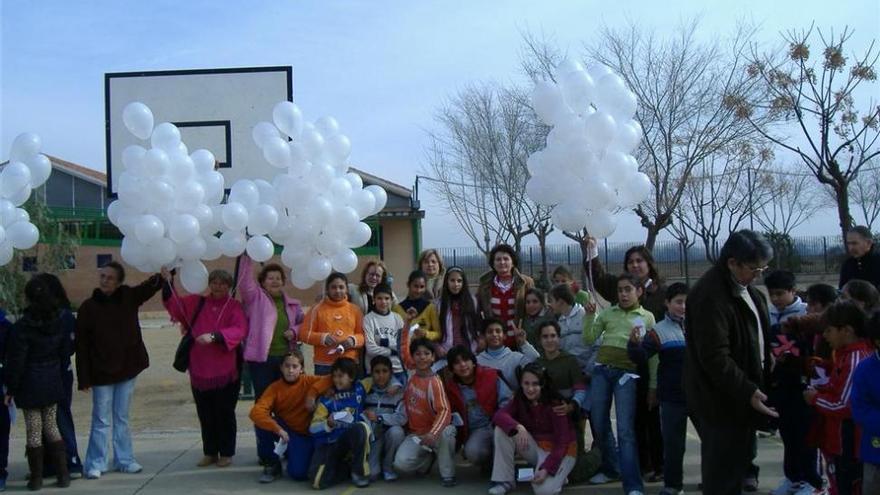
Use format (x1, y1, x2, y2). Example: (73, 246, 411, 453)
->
(437, 235, 845, 286)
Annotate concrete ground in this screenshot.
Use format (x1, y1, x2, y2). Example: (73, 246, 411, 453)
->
(3, 317, 787, 494)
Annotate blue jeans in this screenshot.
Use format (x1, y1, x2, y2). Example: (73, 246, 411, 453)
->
(247, 357, 284, 464)
(660, 401, 687, 490)
(255, 418, 314, 480)
(590, 365, 642, 492)
(84, 378, 137, 473)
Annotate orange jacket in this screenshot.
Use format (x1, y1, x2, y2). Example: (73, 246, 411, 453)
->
(249, 375, 333, 435)
(300, 298, 365, 366)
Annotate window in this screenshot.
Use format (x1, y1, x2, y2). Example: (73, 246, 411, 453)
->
(96, 254, 113, 268)
(22, 256, 38, 272)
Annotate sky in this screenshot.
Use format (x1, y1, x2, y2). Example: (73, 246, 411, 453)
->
(2, 0, 878, 249)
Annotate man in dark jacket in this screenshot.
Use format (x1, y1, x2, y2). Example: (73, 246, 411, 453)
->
(839, 225, 880, 289)
(684, 230, 778, 495)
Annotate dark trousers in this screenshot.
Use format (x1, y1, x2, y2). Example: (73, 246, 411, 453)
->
(308, 422, 371, 489)
(0, 400, 9, 480)
(43, 368, 82, 476)
(255, 418, 315, 480)
(247, 357, 284, 464)
(828, 420, 863, 495)
(659, 401, 687, 490)
(777, 388, 821, 487)
(192, 381, 239, 457)
(635, 366, 663, 475)
(699, 420, 754, 495)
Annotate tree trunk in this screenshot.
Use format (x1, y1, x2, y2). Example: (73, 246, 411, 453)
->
(834, 183, 853, 245)
(644, 226, 659, 251)
(536, 230, 551, 290)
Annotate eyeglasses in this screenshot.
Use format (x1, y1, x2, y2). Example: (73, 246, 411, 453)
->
(745, 264, 770, 275)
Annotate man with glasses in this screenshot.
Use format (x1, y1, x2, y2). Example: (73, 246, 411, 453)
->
(839, 225, 880, 289)
(683, 230, 779, 495)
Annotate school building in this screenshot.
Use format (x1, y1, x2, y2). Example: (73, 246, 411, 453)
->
(16, 156, 424, 310)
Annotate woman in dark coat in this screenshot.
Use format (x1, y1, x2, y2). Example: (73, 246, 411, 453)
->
(684, 230, 778, 495)
(585, 242, 666, 481)
(33, 273, 83, 479)
(5, 276, 71, 490)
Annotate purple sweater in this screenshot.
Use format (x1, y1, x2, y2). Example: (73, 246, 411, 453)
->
(492, 396, 575, 475)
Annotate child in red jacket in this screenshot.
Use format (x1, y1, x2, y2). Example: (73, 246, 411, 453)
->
(804, 301, 873, 495)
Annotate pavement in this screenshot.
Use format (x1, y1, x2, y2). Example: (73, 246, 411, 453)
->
(1, 318, 788, 494)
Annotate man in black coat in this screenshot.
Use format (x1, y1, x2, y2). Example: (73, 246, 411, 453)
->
(684, 230, 778, 495)
(839, 225, 880, 289)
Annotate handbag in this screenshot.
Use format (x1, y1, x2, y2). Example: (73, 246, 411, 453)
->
(173, 296, 206, 373)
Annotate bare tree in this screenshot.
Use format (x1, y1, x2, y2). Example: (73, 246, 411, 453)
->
(849, 160, 880, 230)
(422, 83, 546, 254)
(754, 166, 828, 236)
(682, 143, 775, 261)
(727, 25, 880, 242)
(586, 20, 776, 249)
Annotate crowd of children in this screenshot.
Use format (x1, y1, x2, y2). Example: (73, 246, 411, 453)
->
(1, 243, 879, 495)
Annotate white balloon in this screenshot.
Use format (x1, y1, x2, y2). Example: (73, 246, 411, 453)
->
(252, 121, 280, 149)
(0, 241, 11, 267)
(222, 202, 249, 231)
(560, 70, 596, 115)
(263, 136, 292, 169)
(143, 148, 170, 177)
(345, 172, 364, 190)
(584, 111, 618, 150)
(174, 181, 206, 212)
(610, 121, 642, 153)
(122, 102, 154, 140)
(219, 230, 246, 257)
(307, 162, 335, 189)
(7, 183, 32, 207)
(588, 64, 614, 83)
(595, 73, 637, 120)
(349, 189, 376, 218)
(200, 171, 225, 204)
(190, 149, 217, 174)
(554, 59, 585, 78)
(346, 222, 373, 247)
(329, 177, 353, 201)
(248, 204, 279, 236)
(272, 101, 304, 140)
(316, 231, 343, 256)
(246, 235, 275, 262)
(254, 179, 278, 206)
(0, 200, 14, 226)
(147, 180, 175, 211)
(134, 214, 165, 244)
(0, 225, 6, 245)
(331, 249, 358, 273)
(229, 180, 260, 211)
(306, 196, 334, 225)
(24, 154, 52, 188)
(168, 214, 200, 243)
(288, 141, 309, 173)
(290, 269, 314, 290)
(203, 235, 223, 260)
(176, 236, 207, 260)
(0, 162, 32, 197)
(6, 221, 39, 249)
(192, 203, 214, 233)
(9, 208, 28, 225)
(307, 257, 332, 281)
(551, 203, 588, 232)
(325, 134, 351, 163)
(618, 172, 652, 207)
(364, 185, 387, 215)
(579, 180, 617, 210)
(120, 236, 148, 266)
(180, 260, 209, 294)
(301, 128, 325, 161)
(121, 145, 148, 175)
(584, 209, 617, 238)
(10, 133, 41, 162)
(167, 152, 195, 184)
(531, 80, 569, 126)
(151, 122, 182, 152)
(315, 116, 340, 136)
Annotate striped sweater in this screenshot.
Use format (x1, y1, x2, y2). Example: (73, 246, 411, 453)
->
(402, 372, 451, 438)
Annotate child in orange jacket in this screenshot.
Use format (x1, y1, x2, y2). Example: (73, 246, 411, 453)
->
(300, 273, 365, 375)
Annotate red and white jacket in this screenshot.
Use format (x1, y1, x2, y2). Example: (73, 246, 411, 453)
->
(807, 339, 873, 456)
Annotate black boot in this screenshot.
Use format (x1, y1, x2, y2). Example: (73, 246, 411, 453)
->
(26, 446, 44, 491)
(49, 441, 70, 487)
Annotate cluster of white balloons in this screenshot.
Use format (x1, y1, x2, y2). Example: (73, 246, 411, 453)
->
(0, 133, 52, 266)
(110, 100, 388, 292)
(109, 102, 227, 293)
(251, 101, 388, 289)
(526, 61, 651, 237)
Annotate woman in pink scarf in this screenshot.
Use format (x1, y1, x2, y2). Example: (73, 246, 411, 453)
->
(161, 268, 247, 468)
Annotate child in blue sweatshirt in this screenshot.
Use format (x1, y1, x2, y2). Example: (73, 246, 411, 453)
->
(851, 311, 880, 494)
(362, 355, 406, 482)
(308, 357, 372, 489)
(627, 283, 687, 495)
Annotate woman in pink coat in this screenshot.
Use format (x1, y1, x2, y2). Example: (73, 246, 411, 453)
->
(236, 254, 305, 482)
(161, 268, 247, 467)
